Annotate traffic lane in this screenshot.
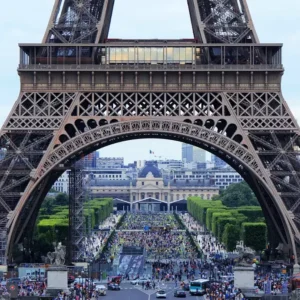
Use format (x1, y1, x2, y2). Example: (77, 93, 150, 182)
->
(149, 290, 205, 300)
(104, 289, 148, 300)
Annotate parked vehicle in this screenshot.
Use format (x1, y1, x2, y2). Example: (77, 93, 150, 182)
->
(156, 290, 167, 298)
(130, 278, 150, 285)
(107, 283, 120, 291)
(96, 285, 107, 295)
(174, 290, 186, 298)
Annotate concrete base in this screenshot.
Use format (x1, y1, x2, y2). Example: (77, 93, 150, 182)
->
(46, 266, 69, 296)
(293, 264, 300, 275)
(234, 266, 255, 292)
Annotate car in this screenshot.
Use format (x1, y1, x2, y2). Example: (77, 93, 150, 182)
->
(174, 290, 186, 298)
(130, 278, 150, 285)
(182, 283, 190, 291)
(96, 285, 107, 295)
(107, 283, 120, 291)
(109, 276, 122, 285)
(156, 290, 167, 298)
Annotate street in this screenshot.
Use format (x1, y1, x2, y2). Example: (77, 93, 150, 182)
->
(102, 282, 205, 300)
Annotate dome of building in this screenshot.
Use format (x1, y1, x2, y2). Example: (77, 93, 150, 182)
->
(138, 161, 162, 178)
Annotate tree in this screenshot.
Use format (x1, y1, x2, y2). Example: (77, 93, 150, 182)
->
(42, 197, 55, 214)
(55, 193, 68, 205)
(218, 181, 259, 207)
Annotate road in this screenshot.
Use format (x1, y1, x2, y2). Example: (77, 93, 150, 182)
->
(102, 283, 205, 300)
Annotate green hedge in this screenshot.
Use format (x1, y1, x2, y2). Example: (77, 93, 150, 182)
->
(242, 222, 267, 251)
(211, 212, 232, 237)
(37, 198, 113, 241)
(188, 196, 267, 253)
(238, 207, 264, 222)
(187, 197, 223, 225)
(222, 224, 241, 251)
(217, 217, 236, 241)
(206, 208, 226, 230)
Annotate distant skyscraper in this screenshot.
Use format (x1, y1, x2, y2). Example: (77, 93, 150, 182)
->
(182, 144, 193, 163)
(182, 143, 206, 163)
(83, 151, 97, 168)
(212, 155, 227, 168)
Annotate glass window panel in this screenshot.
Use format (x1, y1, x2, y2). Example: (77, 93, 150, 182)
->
(121, 48, 129, 62)
(138, 48, 145, 62)
(128, 48, 135, 62)
(157, 48, 164, 62)
(166, 48, 173, 62)
(180, 48, 186, 61)
(173, 48, 180, 61)
(151, 48, 158, 61)
(110, 48, 116, 61)
(115, 48, 122, 61)
(186, 48, 193, 62)
(145, 48, 151, 62)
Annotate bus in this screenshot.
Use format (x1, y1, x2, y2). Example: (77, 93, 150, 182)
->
(189, 279, 210, 296)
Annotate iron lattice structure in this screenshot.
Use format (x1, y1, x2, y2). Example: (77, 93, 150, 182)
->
(68, 162, 85, 262)
(0, 0, 300, 264)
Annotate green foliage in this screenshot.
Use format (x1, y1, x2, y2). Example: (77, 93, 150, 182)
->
(218, 181, 259, 207)
(34, 198, 113, 261)
(211, 212, 232, 236)
(206, 208, 226, 230)
(242, 223, 267, 251)
(222, 224, 240, 251)
(217, 217, 236, 240)
(42, 197, 55, 215)
(55, 193, 69, 205)
(187, 197, 223, 225)
(188, 192, 267, 253)
(237, 207, 264, 222)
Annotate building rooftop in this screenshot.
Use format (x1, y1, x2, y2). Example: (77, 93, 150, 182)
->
(138, 162, 162, 178)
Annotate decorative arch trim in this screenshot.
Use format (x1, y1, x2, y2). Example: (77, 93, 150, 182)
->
(40, 119, 263, 179)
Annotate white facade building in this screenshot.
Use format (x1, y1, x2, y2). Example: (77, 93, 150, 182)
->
(212, 170, 243, 189)
(52, 171, 69, 193)
(83, 168, 128, 180)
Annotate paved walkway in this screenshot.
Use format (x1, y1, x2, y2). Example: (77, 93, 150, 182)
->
(83, 212, 124, 260)
(178, 213, 227, 257)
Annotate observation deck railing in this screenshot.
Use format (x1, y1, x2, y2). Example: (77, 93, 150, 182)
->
(18, 63, 283, 71)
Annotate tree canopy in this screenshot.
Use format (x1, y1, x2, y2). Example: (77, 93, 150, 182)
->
(215, 181, 259, 207)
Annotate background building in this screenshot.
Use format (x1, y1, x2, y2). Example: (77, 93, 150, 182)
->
(82, 152, 98, 168)
(212, 155, 228, 169)
(89, 161, 219, 212)
(52, 171, 69, 193)
(182, 143, 207, 163)
(96, 157, 124, 169)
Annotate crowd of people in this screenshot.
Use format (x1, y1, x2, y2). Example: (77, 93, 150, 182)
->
(118, 212, 180, 230)
(82, 213, 123, 260)
(0, 279, 47, 298)
(116, 230, 198, 260)
(82, 231, 110, 260)
(4, 210, 293, 299)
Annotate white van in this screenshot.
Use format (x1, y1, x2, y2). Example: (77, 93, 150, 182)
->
(96, 285, 107, 296)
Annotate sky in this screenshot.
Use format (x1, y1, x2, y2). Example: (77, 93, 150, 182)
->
(0, 0, 299, 163)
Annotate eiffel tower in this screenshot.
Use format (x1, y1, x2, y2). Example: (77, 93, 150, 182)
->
(1, 0, 300, 266)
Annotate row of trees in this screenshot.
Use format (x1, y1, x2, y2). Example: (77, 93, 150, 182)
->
(37, 197, 113, 240)
(30, 194, 113, 261)
(188, 183, 267, 252)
